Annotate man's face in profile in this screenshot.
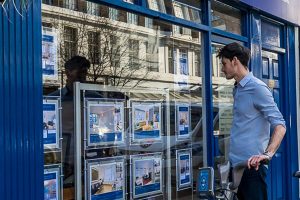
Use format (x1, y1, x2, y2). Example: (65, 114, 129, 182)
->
(66, 67, 88, 84)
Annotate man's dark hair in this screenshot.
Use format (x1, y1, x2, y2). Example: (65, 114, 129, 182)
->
(217, 42, 250, 67)
(64, 55, 90, 70)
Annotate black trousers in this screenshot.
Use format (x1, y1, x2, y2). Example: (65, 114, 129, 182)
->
(237, 165, 268, 200)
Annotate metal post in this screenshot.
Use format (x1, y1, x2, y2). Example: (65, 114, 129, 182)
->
(74, 82, 82, 200)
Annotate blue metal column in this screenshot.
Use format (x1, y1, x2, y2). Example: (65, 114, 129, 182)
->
(285, 25, 299, 200)
(0, 1, 43, 200)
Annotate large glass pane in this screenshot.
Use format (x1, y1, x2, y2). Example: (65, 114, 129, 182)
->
(261, 20, 282, 47)
(211, 0, 242, 35)
(42, 1, 204, 200)
(211, 43, 234, 191)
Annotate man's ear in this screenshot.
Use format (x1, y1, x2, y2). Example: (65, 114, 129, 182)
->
(232, 56, 239, 65)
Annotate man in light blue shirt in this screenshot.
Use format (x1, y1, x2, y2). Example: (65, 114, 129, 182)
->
(218, 43, 286, 200)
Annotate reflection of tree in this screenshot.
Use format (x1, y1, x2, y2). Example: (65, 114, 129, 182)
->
(44, 5, 159, 88)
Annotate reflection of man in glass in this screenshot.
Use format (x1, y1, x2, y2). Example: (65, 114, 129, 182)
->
(49, 56, 100, 197)
(218, 43, 286, 199)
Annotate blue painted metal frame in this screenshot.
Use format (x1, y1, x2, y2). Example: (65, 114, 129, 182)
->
(0, 1, 43, 200)
(285, 25, 299, 200)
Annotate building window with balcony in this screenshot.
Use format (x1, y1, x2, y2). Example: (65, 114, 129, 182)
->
(145, 17, 153, 29)
(88, 32, 100, 65)
(194, 51, 201, 77)
(179, 49, 188, 75)
(64, 27, 77, 60)
(172, 1, 201, 24)
(87, 2, 100, 16)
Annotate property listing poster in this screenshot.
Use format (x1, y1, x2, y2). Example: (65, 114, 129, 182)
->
(88, 158, 125, 200)
(177, 149, 192, 190)
(44, 169, 59, 200)
(42, 27, 58, 81)
(177, 103, 190, 139)
(132, 153, 162, 198)
(88, 101, 124, 146)
(43, 100, 59, 149)
(132, 102, 161, 142)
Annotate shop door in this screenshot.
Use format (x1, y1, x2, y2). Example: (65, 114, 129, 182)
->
(260, 50, 286, 200)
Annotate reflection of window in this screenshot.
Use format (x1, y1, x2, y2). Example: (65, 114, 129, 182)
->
(145, 17, 153, 29)
(211, 0, 242, 35)
(88, 32, 100, 65)
(128, 39, 139, 69)
(147, 0, 166, 13)
(173, 1, 201, 23)
(64, 0, 76, 10)
(194, 51, 201, 77)
(109, 8, 119, 21)
(212, 43, 225, 78)
(87, 2, 99, 16)
(168, 47, 176, 74)
(123, 0, 134, 3)
(64, 27, 77, 60)
(145, 41, 159, 72)
(127, 12, 138, 25)
(110, 35, 121, 67)
(179, 49, 188, 75)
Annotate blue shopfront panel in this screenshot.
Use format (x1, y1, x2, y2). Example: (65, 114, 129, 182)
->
(0, 1, 43, 200)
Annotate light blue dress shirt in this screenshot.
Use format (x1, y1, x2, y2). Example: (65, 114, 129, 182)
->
(229, 72, 286, 166)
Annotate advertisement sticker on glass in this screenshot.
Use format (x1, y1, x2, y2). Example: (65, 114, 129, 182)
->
(43, 99, 60, 149)
(44, 166, 60, 200)
(87, 101, 125, 146)
(176, 149, 192, 190)
(87, 157, 125, 200)
(131, 153, 163, 198)
(131, 102, 162, 143)
(176, 103, 190, 140)
(42, 27, 58, 81)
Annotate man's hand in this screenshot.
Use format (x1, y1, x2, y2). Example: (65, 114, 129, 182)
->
(247, 154, 270, 170)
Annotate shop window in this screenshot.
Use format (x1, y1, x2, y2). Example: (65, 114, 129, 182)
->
(88, 32, 100, 65)
(42, 3, 204, 200)
(64, 27, 77, 60)
(211, 42, 235, 171)
(261, 20, 282, 47)
(87, 1, 99, 16)
(211, 0, 242, 35)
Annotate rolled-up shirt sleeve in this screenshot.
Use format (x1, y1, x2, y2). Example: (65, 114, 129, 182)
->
(253, 84, 286, 129)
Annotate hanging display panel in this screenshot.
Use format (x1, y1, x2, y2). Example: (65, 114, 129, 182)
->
(86, 157, 126, 200)
(44, 165, 61, 200)
(42, 27, 58, 81)
(87, 100, 125, 147)
(43, 99, 60, 150)
(131, 153, 163, 198)
(131, 101, 162, 143)
(176, 103, 191, 140)
(176, 149, 192, 190)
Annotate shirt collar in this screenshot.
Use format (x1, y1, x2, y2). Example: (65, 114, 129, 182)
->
(238, 72, 253, 87)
